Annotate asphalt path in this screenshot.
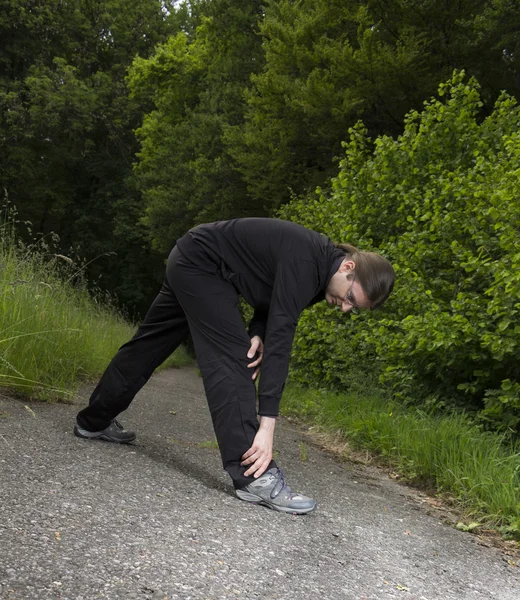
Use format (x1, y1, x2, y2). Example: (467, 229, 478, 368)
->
(0, 367, 518, 600)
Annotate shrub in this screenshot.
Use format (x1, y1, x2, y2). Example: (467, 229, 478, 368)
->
(281, 71, 520, 433)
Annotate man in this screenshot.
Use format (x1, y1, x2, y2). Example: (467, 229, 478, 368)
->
(74, 218, 394, 514)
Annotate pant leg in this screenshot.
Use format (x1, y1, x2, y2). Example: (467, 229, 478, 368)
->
(167, 252, 276, 489)
(76, 271, 190, 431)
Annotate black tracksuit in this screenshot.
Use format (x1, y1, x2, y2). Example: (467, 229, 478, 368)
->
(77, 218, 345, 488)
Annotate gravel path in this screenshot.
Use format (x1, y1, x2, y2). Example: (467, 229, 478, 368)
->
(0, 368, 518, 600)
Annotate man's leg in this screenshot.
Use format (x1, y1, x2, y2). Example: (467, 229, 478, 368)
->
(76, 274, 189, 433)
(169, 254, 316, 513)
(167, 253, 276, 489)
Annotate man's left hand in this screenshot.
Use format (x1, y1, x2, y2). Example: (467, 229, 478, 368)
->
(247, 335, 264, 380)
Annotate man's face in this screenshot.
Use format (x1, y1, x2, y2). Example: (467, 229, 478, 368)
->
(325, 259, 371, 313)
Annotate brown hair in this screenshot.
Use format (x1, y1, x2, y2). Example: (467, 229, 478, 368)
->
(335, 243, 395, 309)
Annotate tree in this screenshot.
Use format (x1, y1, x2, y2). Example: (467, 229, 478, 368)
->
(0, 0, 177, 314)
(128, 0, 266, 253)
(232, 0, 520, 213)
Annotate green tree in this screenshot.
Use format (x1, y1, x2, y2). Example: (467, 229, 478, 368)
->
(128, 0, 265, 253)
(233, 0, 520, 213)
(0, 0, 177, 313)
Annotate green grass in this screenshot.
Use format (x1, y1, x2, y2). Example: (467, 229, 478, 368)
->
(196, 438, 219, 449)
(282, 383, 520, 540)
(0, 213, 191, 401)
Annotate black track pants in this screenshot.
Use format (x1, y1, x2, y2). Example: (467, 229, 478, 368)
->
(76, 247, 276, 488)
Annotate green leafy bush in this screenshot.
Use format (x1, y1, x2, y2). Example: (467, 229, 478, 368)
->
(281, 72, 520, 433)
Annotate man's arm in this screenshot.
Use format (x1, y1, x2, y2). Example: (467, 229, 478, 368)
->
(240, 260, 318, 478)
(257, 259, 319, 417)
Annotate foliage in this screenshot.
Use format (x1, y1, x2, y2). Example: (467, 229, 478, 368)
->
(282, 383, 520, 539)
(0, 202, 189, 399)
(0, 0, 177, 314)
(2, 0, 520, 316)
(233, 0, 520, 212)
(128, 0, 266, 253)
(2, 1, 520, 419)
(281, 72, 520, 433)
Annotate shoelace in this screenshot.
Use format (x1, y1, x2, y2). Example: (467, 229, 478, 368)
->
(270, 468, 296, 500)
(112, 419, 124, 430)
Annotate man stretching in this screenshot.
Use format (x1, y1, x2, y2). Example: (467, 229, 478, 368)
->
(74, 218, 394, 514)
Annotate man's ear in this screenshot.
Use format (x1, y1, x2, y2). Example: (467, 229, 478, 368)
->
(339, 259, 355, 273)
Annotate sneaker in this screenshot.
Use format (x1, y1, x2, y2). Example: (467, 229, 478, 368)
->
(236, 467, 316, 514)
(73, 419, 136, 444)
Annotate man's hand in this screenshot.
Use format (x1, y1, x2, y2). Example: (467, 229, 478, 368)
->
(247, 335, 264, 381)
(241, 416, 275, 478)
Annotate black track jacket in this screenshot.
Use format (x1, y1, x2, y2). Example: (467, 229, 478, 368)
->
(177, 218, 345, 417)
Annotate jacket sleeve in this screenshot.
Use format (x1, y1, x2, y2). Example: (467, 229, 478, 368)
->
(258, 259, 319, 417)
(248, 307, 268, 341)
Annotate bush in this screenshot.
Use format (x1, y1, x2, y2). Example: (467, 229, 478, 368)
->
(0, 203, 190, 400)
(281, 71, 520, 433)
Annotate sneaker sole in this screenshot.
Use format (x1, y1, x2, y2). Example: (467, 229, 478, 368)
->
(73, 425, 136, 444)
(236, 490, 316, 515)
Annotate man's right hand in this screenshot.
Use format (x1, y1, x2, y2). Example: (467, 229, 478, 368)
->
(240, 416, 275, 478)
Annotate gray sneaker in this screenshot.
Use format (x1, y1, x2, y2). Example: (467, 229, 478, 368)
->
(73, 419, 136, 444)
(236, 467, 316, 514)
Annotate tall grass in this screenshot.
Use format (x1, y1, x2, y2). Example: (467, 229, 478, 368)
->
(282, 383, 520, 538)
(0, 207, 190, 401)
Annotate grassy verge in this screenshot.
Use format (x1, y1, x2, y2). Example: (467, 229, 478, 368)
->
(282, 382, 520, 541)
(0, 214, 191, 402)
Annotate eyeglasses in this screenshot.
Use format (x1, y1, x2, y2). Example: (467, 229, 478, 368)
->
(344, 275, 360, 314)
